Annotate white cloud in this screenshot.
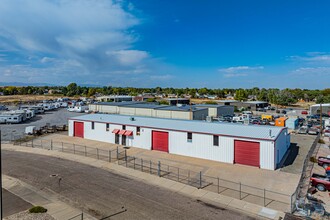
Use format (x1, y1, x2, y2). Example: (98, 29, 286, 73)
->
(218, 66, 264, 73)
(223, 73, 248, 78)
(0, 0, 158, 83)
(107, 50, 149, 66)
(290, 52, 330, 64)
(40, 57, 55, 63)
(150, 74, 174, 80)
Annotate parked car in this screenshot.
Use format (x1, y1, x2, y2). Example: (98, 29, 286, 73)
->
(298, 126, 308, 134)
(310, 173, 330, 191)
(281, 110, 287, 114)
(308, 127, 319, 135)
(257, 108, 266, 112)
(301, 110, 308, 115)
(318, 156, 330, 169)
(324, 129, 330, 137)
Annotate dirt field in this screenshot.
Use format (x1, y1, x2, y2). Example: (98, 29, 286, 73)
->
(0, 95, 63, 104)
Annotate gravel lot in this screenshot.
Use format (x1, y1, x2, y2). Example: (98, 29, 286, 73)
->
(0, 108, 83, 141)
(3, 150, 255, 220)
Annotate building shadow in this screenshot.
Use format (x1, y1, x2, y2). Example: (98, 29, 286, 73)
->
(279, 143, 299, 168)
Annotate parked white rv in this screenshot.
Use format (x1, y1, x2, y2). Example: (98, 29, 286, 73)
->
(0, 114, 23, 123)
(25, 126, 36, 135)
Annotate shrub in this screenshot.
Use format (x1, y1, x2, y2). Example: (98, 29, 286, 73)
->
(318, 139, 325, 144)
(29, 206, 47, 213)
(310, 156, 318, 163)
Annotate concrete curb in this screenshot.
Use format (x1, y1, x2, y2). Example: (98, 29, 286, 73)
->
(2, 144, 286, 220)
(2, 174, 97, 220)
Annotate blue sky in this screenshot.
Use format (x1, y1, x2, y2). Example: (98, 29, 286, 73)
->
(0, 0, 329, 88)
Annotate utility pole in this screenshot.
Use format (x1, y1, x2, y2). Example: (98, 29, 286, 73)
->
(320, 103, 323, 134)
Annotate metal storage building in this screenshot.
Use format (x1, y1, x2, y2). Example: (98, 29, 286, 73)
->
(88, 102, 208, 120)
(69, 114, 290, 170)
(310, 103, 330, 115)
(195, 104, 234, 117)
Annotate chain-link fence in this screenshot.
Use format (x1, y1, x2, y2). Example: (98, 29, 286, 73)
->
(14, 138, 294, 213)
(291, 133, 321, 213)
(15, 139, 126, 163)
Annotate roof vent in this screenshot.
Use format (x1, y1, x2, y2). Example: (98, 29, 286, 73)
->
(130, 117, 135, 121)
(269, 129, 272, 137)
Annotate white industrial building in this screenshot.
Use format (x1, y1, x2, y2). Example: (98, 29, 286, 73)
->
(194, 104, 234, 117)
(69, 114, 290, 170)
(95, 95, 133, 102)
(310, 103, 330, 115)
(89, 102, 208, 120)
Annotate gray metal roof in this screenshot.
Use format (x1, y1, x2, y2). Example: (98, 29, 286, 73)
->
(218, 100, 239, 103)
(157, 105, 206, 112)
(244, 101, 268, 104)
(92, 101, 144, 106)
(70, 114, 285, 140)
(195, 104, 232, 108)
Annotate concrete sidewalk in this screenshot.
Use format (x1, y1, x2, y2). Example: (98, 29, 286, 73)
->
(2, 144, 285, 220)
(2, 174, 96, 220)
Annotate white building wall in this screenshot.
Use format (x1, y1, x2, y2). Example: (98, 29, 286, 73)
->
(154, 110, 172, 118)
(275, 129, 290, 166)
(68, 120, 74, 136)
(69, 119, 279, 170)
(119, 107, 136, 115)
(208, 108, 217, 117)
(169, 132, 234, 163)
(135, 108, 153, 117)
(260, 141, 275, 170)
(170, 111, 190, 120)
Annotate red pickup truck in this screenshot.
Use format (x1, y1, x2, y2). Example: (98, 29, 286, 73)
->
(310, 173, 330, 191)
(318, 156, 330, 169)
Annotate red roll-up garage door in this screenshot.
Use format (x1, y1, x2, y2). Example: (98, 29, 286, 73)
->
(152, 131, 169, 152)
(234, 140, 260, 167)
(74, 121, 84, 138)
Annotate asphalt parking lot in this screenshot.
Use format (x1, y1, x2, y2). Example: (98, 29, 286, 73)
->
(0, 108, 83, 141)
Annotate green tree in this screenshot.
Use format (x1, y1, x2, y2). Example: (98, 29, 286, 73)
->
(234, 89, 247, 101)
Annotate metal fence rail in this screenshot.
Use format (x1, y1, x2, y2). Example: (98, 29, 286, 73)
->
(16, 139, 125, 163)
(15, 138, 293, 212)
(291, 134, 321, 213)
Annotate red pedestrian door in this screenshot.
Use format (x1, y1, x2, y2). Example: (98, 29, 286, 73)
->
(74, 121, 84, 138)
(152, 131, 169, 152)
(234, 140, 260, 167)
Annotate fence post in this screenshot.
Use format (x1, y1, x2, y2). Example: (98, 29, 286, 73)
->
(125, 152, 128, 167)
(85, 146, 87, 156)
(61, 142, 63, 152)
(177, 167, 180, 182)
(199, 171, 202, 189)
(141, 159, 143, 172)
(150, 160, 152, 174)
(217, 177, 220, 194)
(73, 144, 75, 154)
(158, 161, 161, 177)
(51, 140, 53, 150)
(264, 189, 266, 206)
(97, 148, 99, 159)
(239, 182, 242, 199)
(32, 139, 34, 148)
(41, 140, 43, 149)
(109, 150, 111, 162)
(133, 157, 136, 169)
(81, 212, 83, 220)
